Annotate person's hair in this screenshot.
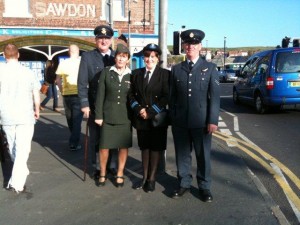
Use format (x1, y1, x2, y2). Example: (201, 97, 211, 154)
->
(3, 43, 19, 59)
(69, 44, 79, 56)
(143, 50, 159, 58)
(116, 52, 130, 59)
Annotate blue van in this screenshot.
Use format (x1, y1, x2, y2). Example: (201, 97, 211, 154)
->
(233, 47, 300, 113)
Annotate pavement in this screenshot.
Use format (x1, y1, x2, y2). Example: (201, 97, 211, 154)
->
(0, 96, 288, 225)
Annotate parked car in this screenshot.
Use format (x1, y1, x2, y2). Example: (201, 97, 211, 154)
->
(218, 69, 237, 82)
(233, 47, 300, 113)
(218, 70, 226, 82)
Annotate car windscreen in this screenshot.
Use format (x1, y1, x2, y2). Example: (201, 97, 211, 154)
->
(276, 51, 300, 73)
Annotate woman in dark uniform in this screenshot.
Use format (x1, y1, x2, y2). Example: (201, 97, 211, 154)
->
(128, 43, 170, 192)
(94, 44, 132, 187)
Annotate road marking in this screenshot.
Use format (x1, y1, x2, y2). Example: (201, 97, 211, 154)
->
(214, 131, 300, 215)
(218, 121, 227, 127)
(271, 163, 300, 222)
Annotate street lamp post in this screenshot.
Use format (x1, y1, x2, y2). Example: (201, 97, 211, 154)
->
(128, 0, 131, 49)
(224, 36, 226, 70)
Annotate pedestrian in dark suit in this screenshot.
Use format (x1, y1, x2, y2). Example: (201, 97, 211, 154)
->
(128, 44, 170, 192)
(94, 44, 132, 188)
(77, 25, 118, 180)
(169, 29, 220, 202)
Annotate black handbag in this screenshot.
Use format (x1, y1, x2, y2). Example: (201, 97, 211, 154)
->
(152, 110, 169, 128)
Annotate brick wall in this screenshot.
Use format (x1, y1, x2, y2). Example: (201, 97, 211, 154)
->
(0, 0, 155, 42)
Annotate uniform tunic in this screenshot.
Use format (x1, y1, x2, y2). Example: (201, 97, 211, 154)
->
(128, 65, 170, 150)
(169, 57, 220, 190)
(95, 66, 132, 149)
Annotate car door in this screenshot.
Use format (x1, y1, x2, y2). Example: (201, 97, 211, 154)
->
(236, 57, 259, 102)
(245, 55, 271, 101)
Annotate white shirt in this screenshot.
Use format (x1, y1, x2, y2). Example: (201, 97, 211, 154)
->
(0, 61, 40, 125)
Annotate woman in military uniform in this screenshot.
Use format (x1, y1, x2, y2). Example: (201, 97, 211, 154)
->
(128, 44, 170, 192)
(94, 44, 132, 188)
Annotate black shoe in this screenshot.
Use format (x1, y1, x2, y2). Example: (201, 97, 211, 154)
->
(199, 189, 213, 202)
(143, 180, 155, 193)
(3, 181, 9, 189)
(132, 180, 146, 190)
(96, 176, 107, 187)
(5, 185, 27, 193)
(93, 170, 100, 180)
(172, 187, 190, 198)
(115, 176, 125, 188)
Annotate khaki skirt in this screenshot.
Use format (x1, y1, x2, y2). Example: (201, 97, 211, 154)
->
(99, 122, 132, 149)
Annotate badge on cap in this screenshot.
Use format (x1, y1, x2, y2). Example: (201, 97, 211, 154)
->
(101, 28, 107, 35)
(190, 33, 194, 38)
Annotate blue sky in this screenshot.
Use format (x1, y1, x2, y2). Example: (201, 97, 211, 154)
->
(155, 0, 300, 48)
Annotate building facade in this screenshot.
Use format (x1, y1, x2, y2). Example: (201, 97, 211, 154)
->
(0, 0, 157, 64)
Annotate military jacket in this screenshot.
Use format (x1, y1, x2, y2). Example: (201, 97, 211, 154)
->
(77, 48, 115, 112)
(169, 58, 220, 128)
(128, 65, 170, 130)
(95, 66, 131, 125)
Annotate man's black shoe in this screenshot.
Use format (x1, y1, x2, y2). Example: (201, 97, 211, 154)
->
(172, 187, 190, 198)
(199, 189, 213, 202)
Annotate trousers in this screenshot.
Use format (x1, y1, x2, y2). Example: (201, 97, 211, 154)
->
(2, 124, 34, 192)
(172, 126, 212, 190)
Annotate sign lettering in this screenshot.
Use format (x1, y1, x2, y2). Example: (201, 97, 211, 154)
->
(35, 2, 96, 18)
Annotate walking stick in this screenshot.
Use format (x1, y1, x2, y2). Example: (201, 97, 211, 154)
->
(83, 118, 89, 181)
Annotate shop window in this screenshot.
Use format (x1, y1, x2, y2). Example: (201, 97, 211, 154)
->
(101, 0, 126, 22)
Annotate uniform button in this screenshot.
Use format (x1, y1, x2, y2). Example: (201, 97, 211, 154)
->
(189, 89, 191, 91)
(118, 96, 120, 98)
(118, 90, 120, 92)
(119, 84, 121, 86)
(117, 102, 120, 104)
(189, 81, 191, 84)
(189, 73, 192, 76)
(189, 94, 191, 97)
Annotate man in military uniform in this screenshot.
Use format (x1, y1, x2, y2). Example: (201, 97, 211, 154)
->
(169, 29, 220, 202)
(78, 25, 118, 179)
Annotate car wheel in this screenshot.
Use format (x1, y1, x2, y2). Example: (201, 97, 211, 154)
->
(223, 76, 226, 83)
(255, 94, 267, 114)
(233, 89, 240, 104)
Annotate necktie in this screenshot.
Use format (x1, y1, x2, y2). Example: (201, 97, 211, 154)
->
(188, 61, 194, 71)
(103, 54, 109, 66)
(144, 71, 150, 84)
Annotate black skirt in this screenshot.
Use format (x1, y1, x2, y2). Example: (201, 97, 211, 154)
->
(137, 127, 167, 151)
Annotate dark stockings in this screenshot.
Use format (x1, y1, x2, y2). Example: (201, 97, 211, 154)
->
(141, 149, 161, 182)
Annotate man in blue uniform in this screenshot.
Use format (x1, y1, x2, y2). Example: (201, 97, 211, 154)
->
(169, 29, 220, 202)
(78, 25, 118, 180)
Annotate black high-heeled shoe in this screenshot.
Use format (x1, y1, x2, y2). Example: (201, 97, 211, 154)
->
(115, 176, 125, 188)
(132, 180, 146, 190)
(96, 176, 107, 187)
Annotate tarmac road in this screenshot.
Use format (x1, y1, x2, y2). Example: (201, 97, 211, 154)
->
(0, 101, 287, 225)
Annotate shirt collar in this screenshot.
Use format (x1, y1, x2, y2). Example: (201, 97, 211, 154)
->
(187, 56, 200, 65)
(101, 49, 111, 56)
(110, 65, 131, 75)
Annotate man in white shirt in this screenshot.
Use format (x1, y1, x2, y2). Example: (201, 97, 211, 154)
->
(0, 43, 40, 193)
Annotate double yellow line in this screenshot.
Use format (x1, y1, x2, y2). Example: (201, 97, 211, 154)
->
(213, 131, 300, 211)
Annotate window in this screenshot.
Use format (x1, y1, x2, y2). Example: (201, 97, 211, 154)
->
(3, 0, 32, 18)
(101, 0, 126, 22)
(276, 52, 300, 73)
(255, 55, 270, 78)
(241, 57, 259, 78)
